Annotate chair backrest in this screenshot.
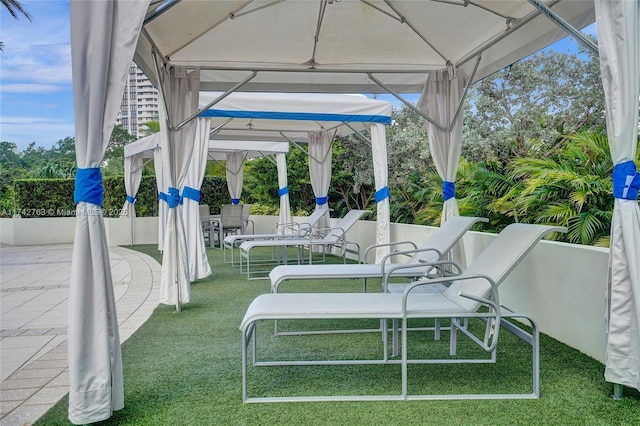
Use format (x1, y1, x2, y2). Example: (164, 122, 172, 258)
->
(241, 204, 253, 221)
(306, 208, 329, 226)
(324, 210, 370, 240)
(443, 223, 566, 311)
(407, 216, 488, 264)
(199, 204, 210, 219)
(220, 204, 243, 229)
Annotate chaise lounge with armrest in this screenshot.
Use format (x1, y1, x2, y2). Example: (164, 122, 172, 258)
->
(240, 223, 566, 402)
(222, 208, 329, 265)
(238, 209, 370, 279)
(269, 215, 488, 293)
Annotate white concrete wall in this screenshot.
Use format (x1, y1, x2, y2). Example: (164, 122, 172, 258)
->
(1, 215, 609, 363)
(0, 217, 158, 247)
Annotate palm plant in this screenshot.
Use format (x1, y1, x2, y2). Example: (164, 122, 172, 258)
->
(29, 162, 75, 179)
(494, 131, 623, 246)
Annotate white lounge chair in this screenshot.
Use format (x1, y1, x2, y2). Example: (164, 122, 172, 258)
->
(239, 209, 370, 279)
(240, 223, 566, 402)
(222, 208, 329, 265)
(269, 216, 488, 293)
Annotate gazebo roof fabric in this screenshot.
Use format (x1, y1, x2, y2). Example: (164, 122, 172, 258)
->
(123, 133, 290, 161)
(135, 0, 595, 94)
(199, 91, 392, 138)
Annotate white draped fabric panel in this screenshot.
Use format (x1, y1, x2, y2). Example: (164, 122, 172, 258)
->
(159, 66, 200, 306)
(418, 69, 467, 267)
(370, 123, 391, 263)
(308, 130, 333, 231)
(182, 118, 212, 281)
(121, 153, 143, 218)
(596, 0, 640, 392)
(154, 147, 167, 251)
(226, 151, 245, 203)
(67, 1, 148, 424)
(276, 152, 293, 230)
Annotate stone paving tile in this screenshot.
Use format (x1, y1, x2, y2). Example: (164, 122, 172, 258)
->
(1, 403, 51, 426)
(0, 388, 38, 402)
(9, 368, 64, 380)
(0, 399, 22, 417)
(24, 386, 69, 405)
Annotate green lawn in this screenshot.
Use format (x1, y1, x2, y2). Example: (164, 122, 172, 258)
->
(36, 246, 639, 425)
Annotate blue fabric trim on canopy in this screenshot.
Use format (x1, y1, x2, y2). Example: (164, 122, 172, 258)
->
(158, 192, 168, 202)
(231, 198, 240, 204)
(278, 187, 289, 197)
(74, 168, 104, 206)
(199, 109, 391, 125)
(167, 187, 182, 208)
(374, 186, 390, 203)
(613, 161, 640, 200)
(316, 196, 329, 205)
(182, 186, 201, 202)
(442, 181, 456, 201)
(126, 195, 136, 204)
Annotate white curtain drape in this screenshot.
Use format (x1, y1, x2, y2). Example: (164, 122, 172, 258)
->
(226, 152, 245, 203)
(158, 66, 200, 307)
(370, 123, 391, 262)
(182, 117, 212, 281)
(418, 68, 467, 267)
(121, 153, 143, 218)
(596, 0, 640, 392)
(276, 152, 292, 230)
(154, 147, 167, 251)
(67, 1, 148, 424)
(121, 153, 143, 246)
(308, 130, 333, 230)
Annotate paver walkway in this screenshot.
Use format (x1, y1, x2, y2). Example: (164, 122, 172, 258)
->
(0, 244, 160, 425)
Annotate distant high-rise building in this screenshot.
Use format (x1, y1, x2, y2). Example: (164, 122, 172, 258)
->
(116, 63, 159, 138)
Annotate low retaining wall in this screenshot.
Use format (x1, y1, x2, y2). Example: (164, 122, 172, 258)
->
(0, 217, 158, 246)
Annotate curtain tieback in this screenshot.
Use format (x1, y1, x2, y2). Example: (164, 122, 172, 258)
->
(374, 186, 390, 203)
(74, 168, 104, 206)
(167, 187, 182, 208)
(316, 196, 329, 205)
(182, 186, 201, 202)
(442, 181, 456, 201)
(613, 161, 640, 200)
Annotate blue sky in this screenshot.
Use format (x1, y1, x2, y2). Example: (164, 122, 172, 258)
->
(0, 1, 597, 152)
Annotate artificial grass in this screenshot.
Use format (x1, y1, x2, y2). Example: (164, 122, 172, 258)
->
(36, 245, 639, 425)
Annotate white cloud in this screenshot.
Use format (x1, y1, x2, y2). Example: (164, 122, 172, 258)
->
(0, 84, 67, 93)
(1, 1, 72, 88)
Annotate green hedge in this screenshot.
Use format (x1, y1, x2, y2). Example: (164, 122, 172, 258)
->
(199, 177, 230, 214)
(11, 176, 230, 218)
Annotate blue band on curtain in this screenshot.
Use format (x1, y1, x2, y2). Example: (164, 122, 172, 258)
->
(126, 195, 136, 204)
(442, 181, 456, 201)
(182, 186, 201, 202)
(315, 196, 329, 205)
(158, 192, 168, 202)
(231, 198, 240, 204)
(167, 187, 182, 208)
(278, 186, 289, 197)
(374, 186, 390, 203)
(74, 168, 104, 206)
(613, 161, 640, 200)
